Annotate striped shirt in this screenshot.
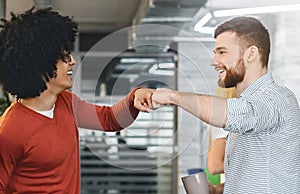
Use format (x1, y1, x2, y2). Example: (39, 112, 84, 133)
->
(223, 73, 300, 194)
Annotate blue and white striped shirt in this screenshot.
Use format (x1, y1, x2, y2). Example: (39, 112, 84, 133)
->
(224, 73, 300, 194)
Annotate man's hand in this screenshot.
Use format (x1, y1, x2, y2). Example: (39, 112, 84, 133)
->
(208, 182, 224, 194)
(208, 182, 216, 194)
(151, 100, 164, 110)
(134, 88, 155, 112)
(152, 88, 177, 107)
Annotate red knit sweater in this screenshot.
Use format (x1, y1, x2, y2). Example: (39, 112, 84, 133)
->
(0, 90, 139, 194)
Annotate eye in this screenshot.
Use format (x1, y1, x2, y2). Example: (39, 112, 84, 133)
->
(60, 51, 72, 63)
(218, 50, 227, 55)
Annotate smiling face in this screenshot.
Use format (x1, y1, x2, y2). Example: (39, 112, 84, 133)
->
(47, 53, 76, 94)
(211, 31, 246, 88)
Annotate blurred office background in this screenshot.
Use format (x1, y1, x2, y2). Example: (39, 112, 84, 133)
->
(1, 0, 300, 193)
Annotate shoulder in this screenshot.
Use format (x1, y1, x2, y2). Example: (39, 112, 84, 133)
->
(57, 90, 81, 106)
(59, 90, 74, 99)
(261, 82, 298, 108)
(57, 90, 88, 112)
(0, 102, 28, 145)
(0, 101, 21, 129)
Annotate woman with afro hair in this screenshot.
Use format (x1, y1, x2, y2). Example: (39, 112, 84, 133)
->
(0, 7, 154, 193)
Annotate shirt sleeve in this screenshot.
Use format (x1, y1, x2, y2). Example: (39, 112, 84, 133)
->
(224, 96, 280, 134)
(210, 126, 228, 140)
(71, 88, 140, 131)
(0, 126, 23, 191)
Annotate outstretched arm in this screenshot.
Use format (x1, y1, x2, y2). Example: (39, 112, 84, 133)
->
(72, 88, 154, 131)
(152, 88, 228, 128)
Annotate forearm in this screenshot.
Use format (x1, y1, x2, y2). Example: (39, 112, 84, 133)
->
(110, 88, 139, 129)
(74, 89, 139, 131)
(208, 138, 226, 175)
(170, 91, 228, 128)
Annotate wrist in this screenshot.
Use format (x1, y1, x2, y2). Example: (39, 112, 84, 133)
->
(169, 91, 179, 105)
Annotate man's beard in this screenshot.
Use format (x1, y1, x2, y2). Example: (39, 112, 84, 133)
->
(218, 57, 245, 88)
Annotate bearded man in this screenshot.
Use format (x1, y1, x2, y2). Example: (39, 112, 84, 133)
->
(152, 17, 300, 194)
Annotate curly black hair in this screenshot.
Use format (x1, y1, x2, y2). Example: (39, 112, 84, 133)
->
(0, 7, 78, 98)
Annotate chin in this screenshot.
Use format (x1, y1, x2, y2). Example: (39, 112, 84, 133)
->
(218, 80, 226, 88)
(64, 83, 73, 90)
(66, 85, 73, 89)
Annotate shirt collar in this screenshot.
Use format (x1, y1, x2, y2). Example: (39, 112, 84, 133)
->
(240, 72, 274, 97)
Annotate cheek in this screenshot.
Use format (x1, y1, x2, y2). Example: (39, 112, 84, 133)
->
(56, 66, 68, 77)
(227, 55, 243, 69)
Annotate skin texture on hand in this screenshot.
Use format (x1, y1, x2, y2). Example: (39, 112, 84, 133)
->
(152, 88, 178, 105)
(151, 101, 163, 110)
(151, 88, 177, 110)
(208, 182, 224, 194)
(133, 88, 155, 112)
(152, 88, 228, 128)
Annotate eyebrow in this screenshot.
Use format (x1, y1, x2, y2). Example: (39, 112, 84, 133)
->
(213, 46, 228, 53)
(216, 46, 227, 51)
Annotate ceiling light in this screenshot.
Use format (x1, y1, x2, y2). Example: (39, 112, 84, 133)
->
(120, 58, 157, 63)
(214, 4, 300, 17)
(194, 12, 212, 32)
(158, 62, 175, 68)
(194, 26, 215, 34)
(151, 70, 175, 76)
(194, 3, 300, 34)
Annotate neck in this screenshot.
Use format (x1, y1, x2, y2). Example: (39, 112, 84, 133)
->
(236, 67, 268, 95)
(19, 90, 58, 111)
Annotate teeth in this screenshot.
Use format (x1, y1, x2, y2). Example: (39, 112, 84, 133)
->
(218, 69, 224, 73)
(67, 70, 72, 75)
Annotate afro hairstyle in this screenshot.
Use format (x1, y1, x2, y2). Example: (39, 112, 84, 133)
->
(0, 7, 78, 98)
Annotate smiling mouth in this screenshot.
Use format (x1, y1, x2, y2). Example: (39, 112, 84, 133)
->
(67, 70, 72, 76)
(217, 69, 225, 74)
(216, 68, 225, 75)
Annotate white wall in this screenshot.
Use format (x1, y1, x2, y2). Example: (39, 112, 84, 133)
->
(271, 12, 300, 102)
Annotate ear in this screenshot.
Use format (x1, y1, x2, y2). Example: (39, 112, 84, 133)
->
(245, 46, 259, 63)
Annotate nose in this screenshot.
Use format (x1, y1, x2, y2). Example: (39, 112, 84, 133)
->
(69, 54, 76, 66)
(210, 54, 219, 67)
